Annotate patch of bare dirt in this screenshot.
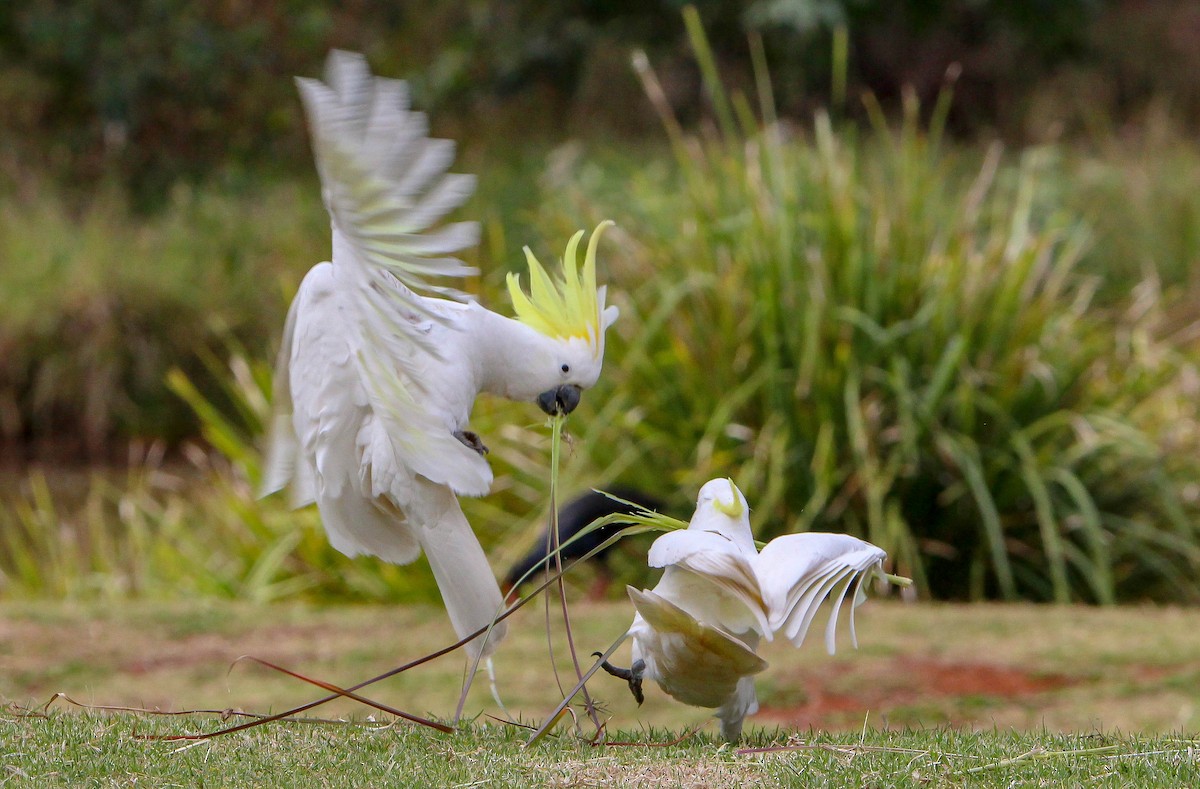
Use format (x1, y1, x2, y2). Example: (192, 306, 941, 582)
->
(756, 657, 1078, 728)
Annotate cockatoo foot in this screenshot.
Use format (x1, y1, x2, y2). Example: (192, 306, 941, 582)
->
(454, 430, 489, 455)
(593, 653, 646, 705)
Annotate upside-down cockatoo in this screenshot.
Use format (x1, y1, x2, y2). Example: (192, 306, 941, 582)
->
(600, 479, 887, 740)
(262, 51, 618, 659)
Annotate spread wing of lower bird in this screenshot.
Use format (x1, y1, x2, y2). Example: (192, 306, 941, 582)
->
(755, 533, 888, 653)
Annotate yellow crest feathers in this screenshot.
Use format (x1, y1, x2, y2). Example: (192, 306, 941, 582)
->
(712, 479, 745, 519)
(507, 221, 614, 348)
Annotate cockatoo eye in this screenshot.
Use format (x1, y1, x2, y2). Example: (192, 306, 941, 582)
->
(560, 363, 570, 374)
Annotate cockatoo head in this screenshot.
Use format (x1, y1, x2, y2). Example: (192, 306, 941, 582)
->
(506, 221, 620, 415)
(696, 478, 748, 519)
(689, 478, 753, 548)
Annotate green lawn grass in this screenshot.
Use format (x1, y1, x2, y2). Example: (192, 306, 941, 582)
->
(4, 714, 1199, 788)
(3, 600, 1200, 786)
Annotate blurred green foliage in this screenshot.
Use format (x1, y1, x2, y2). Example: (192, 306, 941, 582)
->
(1, 4, 1198, 605)
(3, 84, 1198, 604)
(3, 1, 1198, 200)
(0, 178, 327, 456)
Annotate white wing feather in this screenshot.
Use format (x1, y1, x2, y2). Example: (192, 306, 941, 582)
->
(355, 335, 492, 496)
(296, 50, 480, 318)
(266, 264, 421, 563)
(261, 290, 306, 502)
(754, 533, 886, 653)
(647, 529, 749, 569)
(628, 588, 767, 681)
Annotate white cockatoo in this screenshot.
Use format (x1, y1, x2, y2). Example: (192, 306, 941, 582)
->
(262, 51, 619, 659)
(600, 479, 887, 741)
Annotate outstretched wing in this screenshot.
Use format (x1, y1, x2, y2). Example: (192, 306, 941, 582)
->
(286, 51, 492, 498)
(754, 533, 886, 654)
(296, 49, 480, 313)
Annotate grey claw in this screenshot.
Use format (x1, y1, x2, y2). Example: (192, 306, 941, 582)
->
(594, 652, 646, 706)
(454, 430, 488, 456)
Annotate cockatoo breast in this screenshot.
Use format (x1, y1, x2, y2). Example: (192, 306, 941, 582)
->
(633, 625, 747, 709)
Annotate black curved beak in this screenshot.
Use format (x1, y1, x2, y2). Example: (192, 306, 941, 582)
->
(537, 384, 582, 416)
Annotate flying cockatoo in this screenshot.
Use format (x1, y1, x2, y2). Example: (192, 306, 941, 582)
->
(598, 479, 887, 741)
(262, 50, 619, 659)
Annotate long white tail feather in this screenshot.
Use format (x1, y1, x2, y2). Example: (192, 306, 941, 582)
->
(717, 676, 759, 742)
(416, 504, 507, 660)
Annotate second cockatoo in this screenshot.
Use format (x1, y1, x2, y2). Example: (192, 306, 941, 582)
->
(600, 479, 887, 741)
(262, 51, 619, 659)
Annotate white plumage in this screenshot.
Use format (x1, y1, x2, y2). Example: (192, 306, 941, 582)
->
(263, 51, 618, 659)
(624, 478, 887, 740)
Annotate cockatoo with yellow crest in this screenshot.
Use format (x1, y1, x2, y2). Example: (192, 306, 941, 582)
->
(262, 50, 618, 659)
(599, 479, 887, 741)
